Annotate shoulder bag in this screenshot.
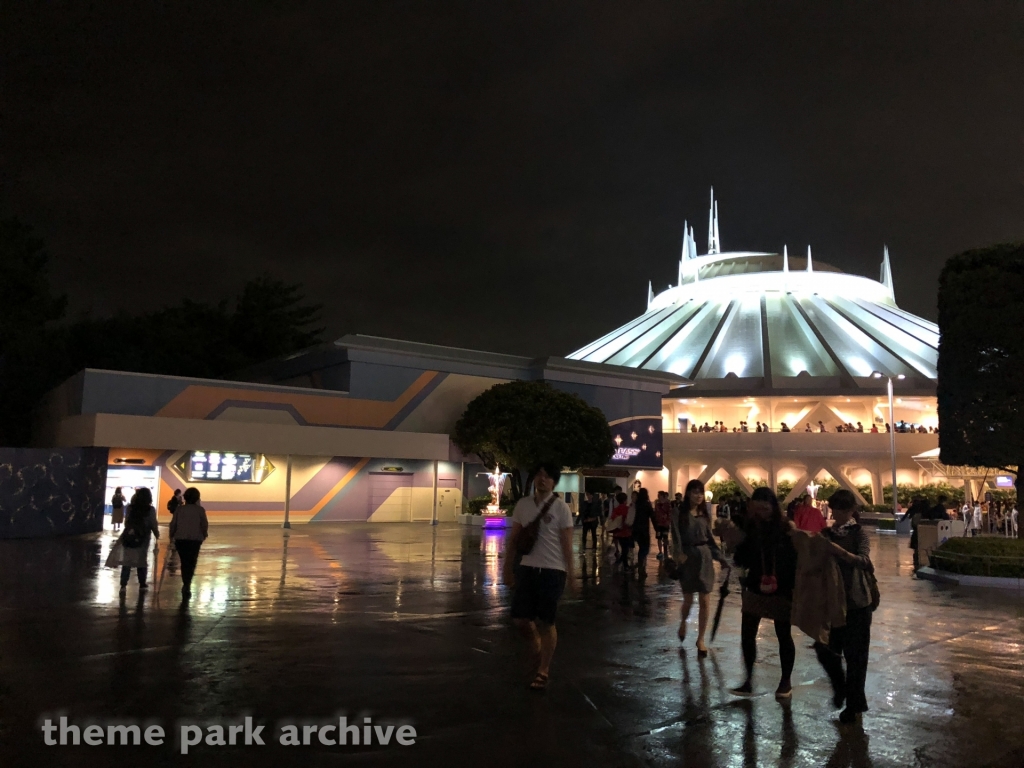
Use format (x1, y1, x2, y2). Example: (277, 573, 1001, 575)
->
(516, 496, 558, 559)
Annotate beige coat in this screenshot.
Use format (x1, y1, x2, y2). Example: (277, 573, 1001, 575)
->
(789, 528, 847, 644)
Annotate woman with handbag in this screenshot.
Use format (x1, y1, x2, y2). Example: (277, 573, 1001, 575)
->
(814, 490, 876, 725)
(105, 487, 160, 597)
(730, 486, 798, 699)
(670, 480, 728, 657)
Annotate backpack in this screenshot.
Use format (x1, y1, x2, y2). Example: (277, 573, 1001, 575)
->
(121, 512, 148, 548)
(167, 495, 181, 513)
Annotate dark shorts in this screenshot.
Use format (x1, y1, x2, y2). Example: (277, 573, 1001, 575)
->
(511, 566, 567, 625)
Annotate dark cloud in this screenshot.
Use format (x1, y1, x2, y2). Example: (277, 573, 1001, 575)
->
(3, 1, 1023, 357)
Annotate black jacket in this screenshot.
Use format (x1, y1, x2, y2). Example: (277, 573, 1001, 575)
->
(734, 522, 798, 598)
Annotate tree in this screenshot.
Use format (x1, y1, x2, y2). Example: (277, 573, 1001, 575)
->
(0, 219, 68, 445)
(0, 218, 67, 351)
(0, 216, 326, 445)
(451, 380, 615, 500)
(63, 276, 323, 381)
(230, 275, 324, 364)
(937, 243, 1024, 535)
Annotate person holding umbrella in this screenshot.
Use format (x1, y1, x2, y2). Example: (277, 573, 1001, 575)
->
(670, 479, 728, 657)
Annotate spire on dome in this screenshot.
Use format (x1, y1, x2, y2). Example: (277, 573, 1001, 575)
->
(707, 188, 720, 255)
(680, 220, 689, 262)
(880, 245, 895, 300)
(714, 200, 720, 253)
(689, 225, 697, 260)
(806, 245, 813, 273)
(783, 245, 789, 272)
(647, 280, 654, 309)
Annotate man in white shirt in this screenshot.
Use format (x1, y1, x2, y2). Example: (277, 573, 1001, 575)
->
(502, 463, 576, 691)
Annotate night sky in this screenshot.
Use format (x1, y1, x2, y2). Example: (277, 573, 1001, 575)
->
(3, 2, 1023, 358)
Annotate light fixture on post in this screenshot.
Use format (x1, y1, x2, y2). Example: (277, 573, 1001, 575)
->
(872, 370, 906, 519)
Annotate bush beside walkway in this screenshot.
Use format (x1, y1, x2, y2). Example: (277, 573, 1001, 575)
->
(931, 537, 1024, 579)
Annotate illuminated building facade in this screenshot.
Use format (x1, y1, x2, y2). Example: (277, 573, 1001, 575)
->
(569, 190, 942, 504)
(35, 336, 680, 526)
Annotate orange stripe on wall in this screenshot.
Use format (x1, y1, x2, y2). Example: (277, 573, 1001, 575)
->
(302, 457, 371, 516)
(195, 457, 369, 522)
(154, 372, 438, 428)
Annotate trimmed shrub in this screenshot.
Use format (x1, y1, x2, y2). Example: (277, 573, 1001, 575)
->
(931, 537, 1024, 578)
(465, 495, 493, 515)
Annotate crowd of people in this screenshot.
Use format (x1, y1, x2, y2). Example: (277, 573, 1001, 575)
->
(688, 419, 938, 434)
(504, 467, 877, 726)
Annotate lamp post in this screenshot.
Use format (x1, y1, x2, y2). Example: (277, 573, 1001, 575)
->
(872, 371, 906, 519)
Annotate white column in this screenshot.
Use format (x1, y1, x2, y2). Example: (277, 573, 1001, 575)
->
(282, 455, 293, 529)
(431, 460, 439, 525)
(887, 377, 898, 515)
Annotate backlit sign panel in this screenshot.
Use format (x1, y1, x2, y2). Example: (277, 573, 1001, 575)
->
(174, 452, 274, 483)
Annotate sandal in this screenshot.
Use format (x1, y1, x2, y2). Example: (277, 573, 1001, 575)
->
(529, 672, 549, 690)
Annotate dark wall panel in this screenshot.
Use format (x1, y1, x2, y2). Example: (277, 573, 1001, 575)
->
(0, 448, 108, 539)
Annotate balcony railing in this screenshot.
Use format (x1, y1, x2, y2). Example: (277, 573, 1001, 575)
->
(663, 427, 938, 435)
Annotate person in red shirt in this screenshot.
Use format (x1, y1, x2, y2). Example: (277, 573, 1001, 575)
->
(793, 494, 827, 534)
(608, 492, 633, 568)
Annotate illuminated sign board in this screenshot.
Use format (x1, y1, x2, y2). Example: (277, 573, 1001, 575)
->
(607, 417, 664, 469)
(995, 475, 1014, 488)
(174, 452, 274, 483)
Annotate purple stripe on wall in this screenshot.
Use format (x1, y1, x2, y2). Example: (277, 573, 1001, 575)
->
(204, 401, 308, 425)
(382, 372, 449, 430)
(311, 470, 370, 522)
(288, 457, 360, 509)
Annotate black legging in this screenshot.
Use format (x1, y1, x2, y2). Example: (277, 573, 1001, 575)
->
(815, 606, 872, 712)
(175, 540, 202, 587)
(741, 611, 795, 682)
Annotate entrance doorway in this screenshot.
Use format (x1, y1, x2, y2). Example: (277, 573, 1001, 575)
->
(435, 478, 460, 522)
(104, 466, 161, 530)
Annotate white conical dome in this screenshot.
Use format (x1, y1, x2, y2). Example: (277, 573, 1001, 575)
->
(569, 250, 937, 396)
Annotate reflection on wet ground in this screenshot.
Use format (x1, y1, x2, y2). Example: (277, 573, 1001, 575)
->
(1, 524, 1022, 766)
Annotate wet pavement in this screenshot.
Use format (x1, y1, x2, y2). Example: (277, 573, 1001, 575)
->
(1, 523, 1023, 767)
